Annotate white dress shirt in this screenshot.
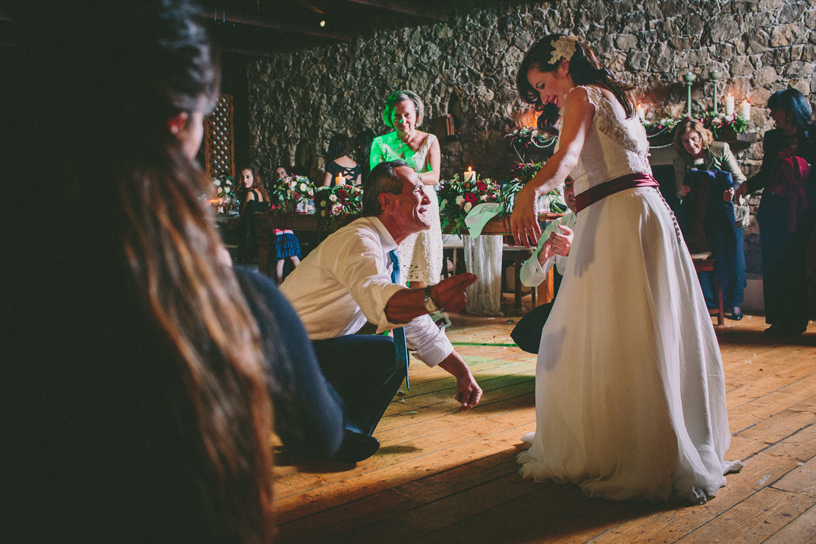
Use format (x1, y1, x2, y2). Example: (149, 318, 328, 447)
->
(280, 216, 453, 367)
(520, 212, 577, 288)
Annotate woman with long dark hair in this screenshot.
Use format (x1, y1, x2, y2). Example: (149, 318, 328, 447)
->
(239, 166, 271, 213)
(736, 88, 816, 337)
(510, 35, 741, 503)
(4, 1, 276, 542)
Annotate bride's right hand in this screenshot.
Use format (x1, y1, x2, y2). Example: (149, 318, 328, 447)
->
(510, 183, 541, 248)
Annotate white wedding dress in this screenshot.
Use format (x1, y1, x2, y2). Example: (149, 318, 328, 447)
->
(517, 86, 742, 503)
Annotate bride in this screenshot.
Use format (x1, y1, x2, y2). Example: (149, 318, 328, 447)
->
(509, 35, 742, 503)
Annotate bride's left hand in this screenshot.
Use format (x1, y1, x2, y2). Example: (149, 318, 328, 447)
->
(510, 183, 541, 248)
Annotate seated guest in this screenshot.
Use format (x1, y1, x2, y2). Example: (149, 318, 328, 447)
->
(3, 1, 275, 542)
(281, 160, 483, 462)
(674, 118, 748, 320)
(236, 166, 271, 264)
(238, 166, 270, 215)
(275, 165, 289, 180)
(323, 133, 362, 186)
(512, 178, 576, 353)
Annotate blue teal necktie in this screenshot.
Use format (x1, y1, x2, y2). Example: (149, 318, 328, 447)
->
(388, 250, 410, 390)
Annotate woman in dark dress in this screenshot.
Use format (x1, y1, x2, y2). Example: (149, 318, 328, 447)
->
(736, 88, 816, 337)
(236, 166, 271, 265)
(323, 133, 362, 186)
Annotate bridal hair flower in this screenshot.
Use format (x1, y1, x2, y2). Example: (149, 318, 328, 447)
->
(550, 36, 577, 65)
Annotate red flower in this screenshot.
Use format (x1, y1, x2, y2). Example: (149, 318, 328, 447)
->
(465, 192, 478, 203)
(337, 189, 348, 200)
(476, 181, 487, 191)
(292, 192, 300, 200)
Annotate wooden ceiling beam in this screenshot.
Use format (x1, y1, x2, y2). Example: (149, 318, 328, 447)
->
(339, 0, 447, 22)
(203, 6, 352, 41)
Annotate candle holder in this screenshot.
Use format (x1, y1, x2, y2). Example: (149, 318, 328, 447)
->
(682, 73, 696, 117)
(709, 70, 722, 114)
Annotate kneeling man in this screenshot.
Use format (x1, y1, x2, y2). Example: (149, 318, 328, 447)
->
(281, 160, 482, 462)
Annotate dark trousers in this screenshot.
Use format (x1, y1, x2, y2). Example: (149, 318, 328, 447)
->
(312, 335, 405, 436)
(699, 227, 746, 310)
(759, 194, 812, 330)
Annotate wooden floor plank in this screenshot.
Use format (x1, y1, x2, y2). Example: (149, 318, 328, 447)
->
(772, 447, 816, 499)
(762, 502, 816, 544)
(272, 314, 816, 543)
(672, 487, 813, 543)
(589, 451, 799, 544)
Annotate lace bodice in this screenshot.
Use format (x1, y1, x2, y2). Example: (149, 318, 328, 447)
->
(375, 133, 436, 172)
(562, 86, 652, 196)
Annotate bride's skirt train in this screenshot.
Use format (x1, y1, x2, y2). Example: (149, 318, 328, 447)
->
(517, 188, 742, 503)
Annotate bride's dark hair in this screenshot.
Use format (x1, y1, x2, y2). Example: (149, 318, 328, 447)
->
(517, 35, 636, 120)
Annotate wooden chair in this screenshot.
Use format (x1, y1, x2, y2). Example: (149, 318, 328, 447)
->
(501, 246, 536, 311)
(683, 176, 724, 326)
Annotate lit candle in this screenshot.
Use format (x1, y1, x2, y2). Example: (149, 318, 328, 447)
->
(637, 103, 645, 121)
(741, 99, 751, 119)
(725, 93, 735, 115)
(335, 173, 344, 186)
(464, 167, 475, 182)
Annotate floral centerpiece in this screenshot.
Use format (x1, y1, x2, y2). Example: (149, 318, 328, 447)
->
(641, 117, 680, 139)
(438, 175, 502, 234)
(505, 162, 568, 214)
(641, 112, 748, 144)
(698, 111, 748, 139)
(506, 126, 557, 151)
(210, 175, 238, 213)
(212, 175, 235, 198)
(268, 174, 314, 213)
(313, 184, 363, 229)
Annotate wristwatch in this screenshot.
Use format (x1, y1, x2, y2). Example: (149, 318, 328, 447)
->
(424, 285, 440, 313)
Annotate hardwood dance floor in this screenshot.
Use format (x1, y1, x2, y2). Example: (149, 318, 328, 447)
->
(272, 309, 816, 544)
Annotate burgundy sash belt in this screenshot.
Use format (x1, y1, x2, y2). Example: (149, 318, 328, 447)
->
(574, 173, 659, 214)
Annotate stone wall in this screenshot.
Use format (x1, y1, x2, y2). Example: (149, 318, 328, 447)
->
(247, 0, 816, 316)
(248, 0, 815, 179)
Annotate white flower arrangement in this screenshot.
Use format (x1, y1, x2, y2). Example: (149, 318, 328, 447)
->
(550, 36, 577, 65)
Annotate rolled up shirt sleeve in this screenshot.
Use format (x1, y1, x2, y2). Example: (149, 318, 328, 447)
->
(520, 249, 555, 287)
(404, 314, 454, 367)
(332, 227, 409, 332)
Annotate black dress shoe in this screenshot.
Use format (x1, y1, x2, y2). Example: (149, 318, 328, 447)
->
(764, 325, 804, 338)
(726, 312, 743, 321)
(330, 430, 380, 463)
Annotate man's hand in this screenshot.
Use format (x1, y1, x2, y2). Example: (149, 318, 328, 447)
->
(430, 273, 477, 313)
(723, 187, 735, 202)
(680, 185, 691, 197)
(548, 225, 573, 257)
(537, 242, 555, 265)
(438, 352, 483, 412)
(453, 372, 482, 411)
(735, 183, 749, 200)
